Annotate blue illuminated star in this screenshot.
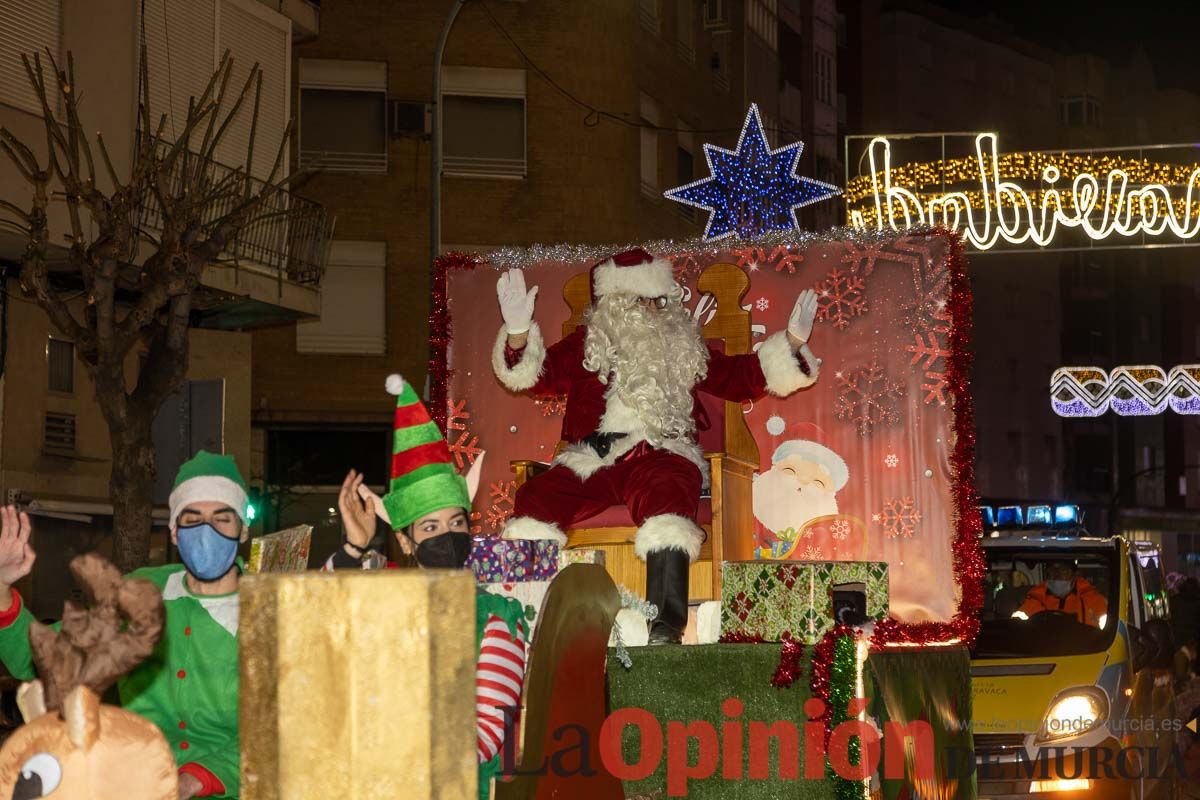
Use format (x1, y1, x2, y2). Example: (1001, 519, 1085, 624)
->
(664, 104, 842, 241)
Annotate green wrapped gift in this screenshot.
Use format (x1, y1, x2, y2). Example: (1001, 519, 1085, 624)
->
(720, 560, 889, 643)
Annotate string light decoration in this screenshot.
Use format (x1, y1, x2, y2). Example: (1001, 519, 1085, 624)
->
(848, 133, 1200, 251)
(663, 104, 842, 241)
(1051, 364, 1200, 417)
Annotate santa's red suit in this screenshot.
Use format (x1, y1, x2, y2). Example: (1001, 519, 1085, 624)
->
(493, 248, 819, 642)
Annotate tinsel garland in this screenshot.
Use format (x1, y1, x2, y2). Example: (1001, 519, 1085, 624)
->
(808, 624, 862, 800)
(429, 252, 482, 431)
(716, 631, 805, 689)
(611, 584, 660, 670)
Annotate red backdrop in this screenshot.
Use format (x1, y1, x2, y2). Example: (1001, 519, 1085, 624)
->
(434, 230, 981, 633)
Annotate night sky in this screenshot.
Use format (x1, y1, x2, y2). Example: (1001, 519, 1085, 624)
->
(925, 0, 1200, 93)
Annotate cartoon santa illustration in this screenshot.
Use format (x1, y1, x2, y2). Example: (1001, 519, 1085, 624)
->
(752, 439, 859, 560)
(491, 247, 821, 644)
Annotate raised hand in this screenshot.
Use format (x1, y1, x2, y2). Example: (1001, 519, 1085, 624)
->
(338, 471, 376, 550)
(496, 269, 539, 335)
(787, 288, 819, 345)
(0, 505, 34, 588)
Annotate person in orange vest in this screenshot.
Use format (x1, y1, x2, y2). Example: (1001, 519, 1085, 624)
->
(1013, 561, 1108, 628)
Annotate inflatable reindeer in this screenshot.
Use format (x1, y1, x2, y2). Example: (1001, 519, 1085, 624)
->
(0, 553, 177, 799)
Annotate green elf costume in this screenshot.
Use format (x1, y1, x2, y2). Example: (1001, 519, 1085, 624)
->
(323, 375, 529, 800)
(0, 451, 246, 798)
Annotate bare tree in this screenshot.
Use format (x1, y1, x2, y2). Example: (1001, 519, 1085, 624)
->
(0, 49, 299, 571)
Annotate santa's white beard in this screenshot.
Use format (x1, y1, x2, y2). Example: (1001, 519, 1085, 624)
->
(753, 471, 840, 535)
(582, 292, 709, 445)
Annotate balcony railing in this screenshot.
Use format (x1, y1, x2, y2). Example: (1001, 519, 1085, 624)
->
(140, 140, 332, 285)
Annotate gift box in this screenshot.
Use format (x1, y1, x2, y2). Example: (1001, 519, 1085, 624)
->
(720, 560, 889, 644)
(468, 536, 559, 583)
(480, 579, 552, 638)
(239, 570, 476, 799)
(557, 548, 605, 570)
(246, 525, 313, 574)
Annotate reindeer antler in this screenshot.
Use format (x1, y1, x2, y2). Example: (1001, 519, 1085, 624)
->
(28, 554, 164, 711)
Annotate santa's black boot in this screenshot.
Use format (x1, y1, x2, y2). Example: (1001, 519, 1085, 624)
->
(646, 548, 689, 645)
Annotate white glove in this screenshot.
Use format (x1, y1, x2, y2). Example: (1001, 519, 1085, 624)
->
(788, 288, 818, 344)
(497, 269, 539, 335)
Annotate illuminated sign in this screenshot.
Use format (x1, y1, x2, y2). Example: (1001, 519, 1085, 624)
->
(847, 134, 1200, 251)
(1050, 364, 1200, 417)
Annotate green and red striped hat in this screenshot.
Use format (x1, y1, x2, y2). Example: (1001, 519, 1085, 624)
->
(382, 374, 470, 530)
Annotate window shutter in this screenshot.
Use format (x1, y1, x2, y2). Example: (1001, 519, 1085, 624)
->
(296, 241, 386, 355)
(0, 0, 61, 115)
(216, 0, 291, 180)
(141, 0, 215, 140)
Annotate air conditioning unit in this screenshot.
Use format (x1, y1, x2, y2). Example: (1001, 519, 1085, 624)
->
(703, 0, 730, 29)
(389, 100, 431, 138)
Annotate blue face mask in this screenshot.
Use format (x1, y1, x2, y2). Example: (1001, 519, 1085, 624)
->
(177, 523, 240, 581)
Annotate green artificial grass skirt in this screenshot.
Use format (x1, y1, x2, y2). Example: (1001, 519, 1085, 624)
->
(607, 644, 834, 800)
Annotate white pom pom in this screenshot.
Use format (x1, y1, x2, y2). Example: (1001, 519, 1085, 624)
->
(385, 374, 405, 396)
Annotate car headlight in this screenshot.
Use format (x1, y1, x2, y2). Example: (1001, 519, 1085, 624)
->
(1036, 687, 1109, 743)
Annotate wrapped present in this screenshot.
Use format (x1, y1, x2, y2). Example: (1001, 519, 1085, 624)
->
(240, 570, 476, 799)
(481, 580, 552, 638)
(468, 536, 559, 583)
(246, 525, 313, 574)
(557, 548, 606, 570)
(720, 560, 889, 644)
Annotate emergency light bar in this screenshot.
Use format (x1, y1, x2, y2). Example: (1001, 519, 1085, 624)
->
(978, 503, 1085, 531)
(1026, 505, 1053, 526)
(996, 506, 1024, 527)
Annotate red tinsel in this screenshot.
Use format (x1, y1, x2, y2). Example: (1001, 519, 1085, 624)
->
(808, 623, 859, 748)
(870, 229, 986, 650)
(717, 632, 805, 689)
(428, 253, 483, 432)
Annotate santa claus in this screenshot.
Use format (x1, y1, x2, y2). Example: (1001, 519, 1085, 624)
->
(492, 248, 821, 643)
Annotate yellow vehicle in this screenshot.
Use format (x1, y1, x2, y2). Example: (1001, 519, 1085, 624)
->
(971, 505, 1179, 800)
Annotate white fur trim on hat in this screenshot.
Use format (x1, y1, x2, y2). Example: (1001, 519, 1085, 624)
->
(501, 515, 567, 546)
(168, 476, 249, 528)
(757, 330, 818, 396)
(492, 322, 546, 393)
(770, 439, 849, 490)
(633, 513, 704, 563)
(592, 257, 676, 299)
(385, 374, 405, 396)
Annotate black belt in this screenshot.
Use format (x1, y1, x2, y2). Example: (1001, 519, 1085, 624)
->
(581, 431, 627, 458)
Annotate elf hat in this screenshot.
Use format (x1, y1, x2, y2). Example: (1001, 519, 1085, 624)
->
(382, 375, 471, 530)
(168, 450, 250, 528)
(589, 247, 675, 302)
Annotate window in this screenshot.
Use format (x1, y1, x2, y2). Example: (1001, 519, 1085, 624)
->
(47, 338, 74, 393)
(142, 0, 290, 179)
(814, 50, 834, 105)
(676, 0, 695, 63)
(712, 34, 731, 92)
(300, 59, 387, 174)
(1060, 95, 1101, 128)
(44, 412, 76, 455)
(640, 0, 661, 33)
(747, 0, 778, 50)
(703, 0, 729, 29)
(640, 93, 661, 199)
(296, 241, 386, 354)
(0, 0, 60, 115)
(442, 66, 526, 179)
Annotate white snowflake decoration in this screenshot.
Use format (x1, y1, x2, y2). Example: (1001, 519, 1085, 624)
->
(755, 297, 770, 311)
(800, 545, 823, 560)
(885, 453, 899, 469)
(830, 519, 851, 540)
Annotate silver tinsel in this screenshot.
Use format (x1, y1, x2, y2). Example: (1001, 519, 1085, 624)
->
(473, 225, 935, 271)
(611, 583, 661, 671)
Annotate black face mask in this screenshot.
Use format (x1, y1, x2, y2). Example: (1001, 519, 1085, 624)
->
(415, 532, 472, 568)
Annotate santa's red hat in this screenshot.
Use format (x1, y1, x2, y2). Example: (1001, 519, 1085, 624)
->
(590, 247, 676, 302)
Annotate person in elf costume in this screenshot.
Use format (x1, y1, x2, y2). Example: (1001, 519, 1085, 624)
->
(0, 451, 248, 799)
(322, 375, 528, 800)
(493, 247, 821, 643)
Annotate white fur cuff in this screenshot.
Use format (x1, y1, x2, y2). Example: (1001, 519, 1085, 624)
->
(501, 516, 567, 546)
(758, 330, 818, 396)
(492, 322, 546, 393)
(169, 476, 249, 528)
(633, 514, 704, 563)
